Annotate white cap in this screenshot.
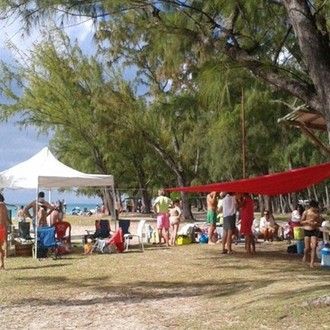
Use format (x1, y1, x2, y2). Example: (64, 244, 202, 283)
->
(291, 210, 301, 222)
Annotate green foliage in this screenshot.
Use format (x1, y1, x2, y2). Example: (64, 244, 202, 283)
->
(0, 0, 329, 201)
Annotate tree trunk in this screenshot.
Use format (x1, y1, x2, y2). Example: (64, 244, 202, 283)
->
(103, 188, 115, 218)
(279, 195, 285, 214)
(283, 0, 330, 130)
(312, 185, 318, 201)
(177, 174, 194, 220)
(143, 131, 193, 219)
(141, 188, 151, 213)
(132, 158, 151, 213)
(263, 195, 272, 213)
(325, 185, 330, 209)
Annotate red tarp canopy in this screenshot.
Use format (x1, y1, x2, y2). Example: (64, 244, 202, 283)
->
(166, 162, 330, 195)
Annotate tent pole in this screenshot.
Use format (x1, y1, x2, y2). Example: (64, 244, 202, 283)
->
(110, 183, 117, 231)
(34, 187, 39, 259)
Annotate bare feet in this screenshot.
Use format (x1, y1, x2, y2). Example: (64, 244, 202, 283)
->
(208, 241, 216, 245)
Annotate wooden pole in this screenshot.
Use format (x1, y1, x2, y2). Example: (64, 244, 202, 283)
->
(241, 88, 247, 178)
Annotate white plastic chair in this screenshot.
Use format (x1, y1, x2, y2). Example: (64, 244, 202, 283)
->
(124, 220, 146, 251)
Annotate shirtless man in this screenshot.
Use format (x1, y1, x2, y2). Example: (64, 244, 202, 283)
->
(301, 200, 321, 268)
(24, 191, 54, 227)
(206, 192, 218, 244)
(0, 193, 9, 270)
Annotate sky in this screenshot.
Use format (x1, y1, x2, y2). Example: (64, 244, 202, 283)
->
(0, 15, 102, 205)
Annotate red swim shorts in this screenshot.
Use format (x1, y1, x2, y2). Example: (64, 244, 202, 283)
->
(157, 213, 170, 230)
(0, 224, 6, 243)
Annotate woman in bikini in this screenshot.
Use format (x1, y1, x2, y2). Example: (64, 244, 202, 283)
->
(169, 200, 182, 246)
(301, 200, 322, 268)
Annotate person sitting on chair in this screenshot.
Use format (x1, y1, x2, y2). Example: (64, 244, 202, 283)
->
(259, 210, 277, 242)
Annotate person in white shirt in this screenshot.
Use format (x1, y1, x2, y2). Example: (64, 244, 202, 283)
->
(259, 210, 277, 242)
(218, 192, 237, 254)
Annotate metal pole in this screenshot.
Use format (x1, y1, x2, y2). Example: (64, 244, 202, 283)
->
(241, 88, 247, 179)
(34, 188, 39, 259)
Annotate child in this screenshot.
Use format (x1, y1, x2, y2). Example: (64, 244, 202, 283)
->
(83, 238, 94, 255)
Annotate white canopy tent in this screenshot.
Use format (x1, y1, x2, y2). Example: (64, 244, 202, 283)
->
(0, 147, 114, 188)
(0, 147, 115, 258)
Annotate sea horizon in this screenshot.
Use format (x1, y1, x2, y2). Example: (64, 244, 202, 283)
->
(7, 202, 102, 219)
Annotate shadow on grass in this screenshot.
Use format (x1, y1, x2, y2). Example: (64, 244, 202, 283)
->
(9, 263, 71, 271)
(190, 247, 330, 280)
(269, 283, 330, 300)
(11, 277, 274, 307)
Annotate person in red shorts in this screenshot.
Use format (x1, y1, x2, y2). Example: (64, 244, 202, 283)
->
(0, 193, 9, 270)
(153, 189, 172, 246)
(238, 193, 255, 254)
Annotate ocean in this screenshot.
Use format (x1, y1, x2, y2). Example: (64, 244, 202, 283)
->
(7, 203, 101, 220)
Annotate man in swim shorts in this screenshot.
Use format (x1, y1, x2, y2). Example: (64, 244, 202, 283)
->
(153, 189, 172, 246)
(206, 191, 218, 244)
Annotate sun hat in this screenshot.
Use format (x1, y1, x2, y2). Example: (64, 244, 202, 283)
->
(291, 210, 301, 222)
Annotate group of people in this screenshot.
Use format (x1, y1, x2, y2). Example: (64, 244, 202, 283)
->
(0, 191, 67, 270)
(207, 191, 324, 267)
(152, 189, 182, 247)
(207, 191, 256, 255)
(19, 192, 65, 227)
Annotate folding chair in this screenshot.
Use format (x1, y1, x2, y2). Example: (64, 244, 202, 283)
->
(36, 226, 57, 259)
(54, 221, 72, 254)
(123, 220, 146, 251)
(84, 219, 110, 243)
(118, 219, 131, 235)
(18, 221, 31, 240)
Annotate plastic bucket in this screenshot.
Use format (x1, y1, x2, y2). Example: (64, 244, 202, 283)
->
(321, 247, 330, 267)
(296, 240, 304, 254)
(293, 227, 304, 240)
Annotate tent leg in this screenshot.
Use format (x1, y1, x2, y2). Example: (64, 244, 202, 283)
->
(34, 188, 39, 259)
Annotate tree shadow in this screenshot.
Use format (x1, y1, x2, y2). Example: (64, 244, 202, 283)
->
(12, 277, 275, 307)
(9, 263, 71, 271)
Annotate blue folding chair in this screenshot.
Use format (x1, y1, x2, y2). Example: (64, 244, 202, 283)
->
(36, 226, 57, 259)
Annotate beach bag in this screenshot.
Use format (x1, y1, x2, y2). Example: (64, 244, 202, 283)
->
(37, 246, 48, 258)
(287, 244, 297, 254)
(199, 233, 208, 244)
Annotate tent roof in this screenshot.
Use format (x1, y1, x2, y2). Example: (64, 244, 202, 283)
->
(278, 109, 327, 131)
(0, 147, 114, 189)
(278, 109, 330, 156)
(166, 162, 330, 195)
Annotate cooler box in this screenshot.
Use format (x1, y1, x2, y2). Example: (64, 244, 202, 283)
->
(293, 227, 304, 240)
(321, 246, 330, 267)
(15, 243, 33, 257)
(296, 240, 304, 254)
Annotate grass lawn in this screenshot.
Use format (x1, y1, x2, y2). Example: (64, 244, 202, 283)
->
(1, 236, 329, 329)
